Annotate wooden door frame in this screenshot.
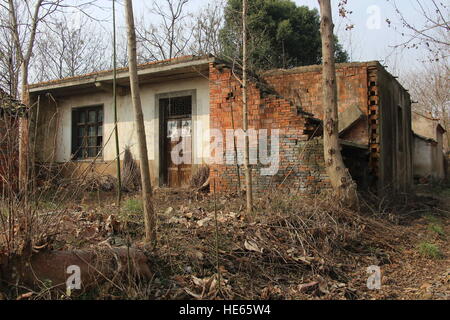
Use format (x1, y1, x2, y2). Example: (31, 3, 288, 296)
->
(156, 89, 197, 187)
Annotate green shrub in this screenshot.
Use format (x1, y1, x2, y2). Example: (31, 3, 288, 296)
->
(424, 214, 440, 224)
(418, 242, 442, 259)
(122, 199, 143, 215)
(428, 223, 446, 237)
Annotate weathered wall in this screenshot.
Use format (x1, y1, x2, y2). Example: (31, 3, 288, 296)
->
(412, 112, 439, 141)
(414, 135, 445, 182)
(436, 129, 446, 179)
(413, 135, 446, 181)
(412, 112, 448, 152)
(413, 136, 436, 180)
(209, 61, 414, 194)
(375, 66, 414, 193)
(34, 77, 210, 187)
(209, 63, 328, 193)
(263, 63, 370, 145)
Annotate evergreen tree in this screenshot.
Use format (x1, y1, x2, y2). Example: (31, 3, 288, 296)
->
(219, 0, 349, 70)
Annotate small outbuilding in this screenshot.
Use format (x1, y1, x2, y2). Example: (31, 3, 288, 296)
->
(412, 112, 447, 182)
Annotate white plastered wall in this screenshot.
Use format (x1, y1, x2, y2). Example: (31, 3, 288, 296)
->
(49, 76, 210, 183)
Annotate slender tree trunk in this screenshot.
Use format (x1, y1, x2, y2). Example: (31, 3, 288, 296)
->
(19, 62, 30, 193)
(318, 0, 358, 207)
(113, 0, 122, 206)
(230, 102, 241, 192)
(125, 0, 157, 246)
(242, 0, 253, 214)
(10, 0, 42, 194)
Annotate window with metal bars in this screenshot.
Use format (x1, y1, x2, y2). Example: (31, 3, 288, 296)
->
(72, 106, 103, 160)
(160, 96, 192, 118)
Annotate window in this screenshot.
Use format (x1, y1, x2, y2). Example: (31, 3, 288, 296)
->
(72, 106, 103, 159)
(160, 96, 192, 118)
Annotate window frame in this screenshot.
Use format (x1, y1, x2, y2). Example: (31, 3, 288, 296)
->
(71, 105, 104, 161)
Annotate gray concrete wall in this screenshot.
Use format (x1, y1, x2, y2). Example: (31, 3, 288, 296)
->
(412, 112, 449, 154)
(413, 136, 445, 181)
(377, 66, 414, 193)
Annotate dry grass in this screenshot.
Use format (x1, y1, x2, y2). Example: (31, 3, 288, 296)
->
(125, 190, 407, 300)
(190, 166, 209, 189)
(2, 181, 448, 300)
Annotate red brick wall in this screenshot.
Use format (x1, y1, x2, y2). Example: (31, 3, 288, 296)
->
(209, 63, 329, 193)
(263, 64, 369, 144)
(264, 65, 369, 115)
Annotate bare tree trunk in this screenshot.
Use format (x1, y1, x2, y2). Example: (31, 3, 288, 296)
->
(18, 63, 30, 193)
(230, 101, 241, 192)
(125, 0, 157, 246)
(112, 0, 122, 206)
(9, 0, 43, 193)
(242, 0, 253, 214)
(318, 0, 358, 207)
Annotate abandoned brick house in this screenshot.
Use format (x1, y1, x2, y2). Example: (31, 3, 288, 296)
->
(28, 55, 413, 194)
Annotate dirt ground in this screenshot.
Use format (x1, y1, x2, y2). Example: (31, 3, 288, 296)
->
(1, 185, 449, 300)
(348, 209, 449, 300)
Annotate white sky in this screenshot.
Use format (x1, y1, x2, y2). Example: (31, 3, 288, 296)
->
(69, 0, 441, 77)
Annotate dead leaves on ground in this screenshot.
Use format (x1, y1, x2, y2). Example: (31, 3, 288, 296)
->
(244, 239, 264, 253)
(164, 206, 244, 229)
(183, 274, 231, 300)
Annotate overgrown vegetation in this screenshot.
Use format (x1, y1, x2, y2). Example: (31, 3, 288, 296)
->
(1, 182, 449, 300)
(123, 198, 144, 215)
(418, 242, 442, 260)
(426, 215, 446, 238)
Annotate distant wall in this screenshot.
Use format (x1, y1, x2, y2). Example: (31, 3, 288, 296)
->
(413, 135, 446, 181)
(412, 112, 438, 140)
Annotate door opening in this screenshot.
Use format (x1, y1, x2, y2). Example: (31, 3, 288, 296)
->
(159, 95, 193, 188)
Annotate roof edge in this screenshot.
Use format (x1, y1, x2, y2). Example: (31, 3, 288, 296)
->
(413, 132, 438, 143)
(263, 61, 381, 76)
(29, 54, 215, 92)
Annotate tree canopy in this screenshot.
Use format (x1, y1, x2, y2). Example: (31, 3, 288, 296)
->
(219, 0, 349, 70)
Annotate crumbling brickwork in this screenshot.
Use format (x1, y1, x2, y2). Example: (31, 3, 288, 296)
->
(208, 60, 414, 194)
(263, 64, 370, 144)
(209, 63, 329, 193)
